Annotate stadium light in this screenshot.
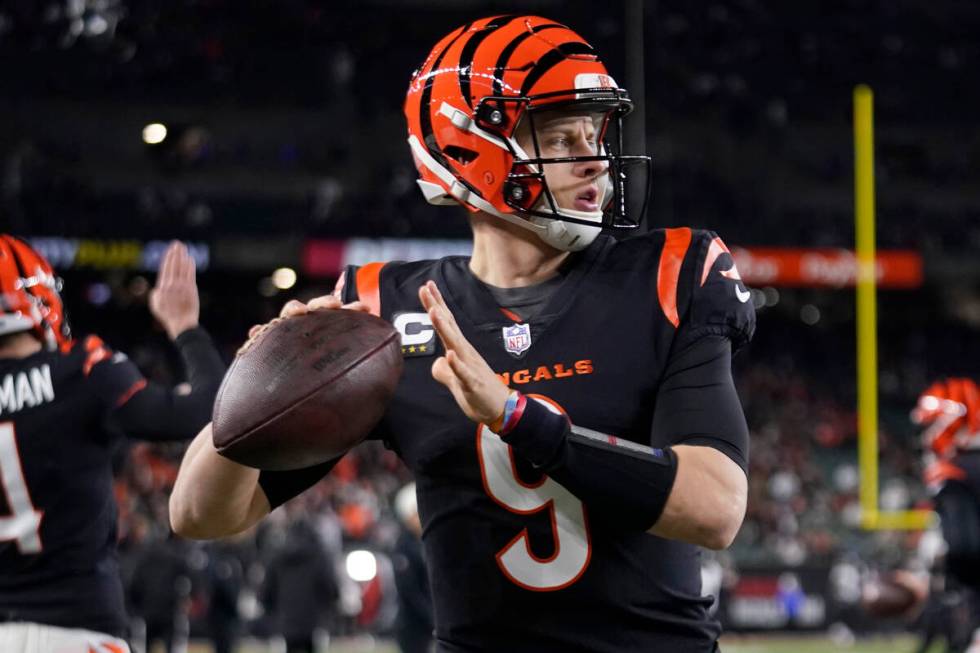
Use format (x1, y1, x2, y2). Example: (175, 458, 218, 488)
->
(271, 267, 297, 290)
(142, 123, 168, 145)
(345, 550, 377, 582)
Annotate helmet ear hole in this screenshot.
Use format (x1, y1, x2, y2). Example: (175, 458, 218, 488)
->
(475, 102, 509, 131)
(443, 145, 479, 165)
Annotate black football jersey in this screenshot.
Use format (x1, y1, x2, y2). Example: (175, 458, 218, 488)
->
(936, 451, 980, 589)
(259, 228, 755, 651)
(355, 228, 754, 652)
(0, 336, 147, 636)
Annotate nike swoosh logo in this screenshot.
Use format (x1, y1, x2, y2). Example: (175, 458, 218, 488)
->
(735, 286, 751, 303)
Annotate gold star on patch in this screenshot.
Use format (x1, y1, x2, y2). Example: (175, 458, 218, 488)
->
(419, 345, 427, 352)
(409, 346, 416, 353)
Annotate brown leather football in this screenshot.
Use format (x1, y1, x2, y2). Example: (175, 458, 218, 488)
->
(860, 575, 920, 618)
(212, 309, 403, 470)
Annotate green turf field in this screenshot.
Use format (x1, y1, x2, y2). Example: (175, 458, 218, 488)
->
(183, 634, 937, 653)
(721, 635, 934, 653)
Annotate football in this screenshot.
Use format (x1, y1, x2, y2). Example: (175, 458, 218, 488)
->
(860, 574, 922, 618)
(211, 309, 403, 470)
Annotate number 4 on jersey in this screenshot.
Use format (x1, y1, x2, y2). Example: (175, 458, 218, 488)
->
(0, 422, 43, 554)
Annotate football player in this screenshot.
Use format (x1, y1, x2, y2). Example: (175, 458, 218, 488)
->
(0, 237, 226, 653)
(913, 378, 980, 652)
(171, 16, 754, 652)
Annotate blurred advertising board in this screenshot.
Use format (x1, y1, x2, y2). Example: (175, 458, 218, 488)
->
(731, 248, 923, 289)
(27, 237, 210, 272)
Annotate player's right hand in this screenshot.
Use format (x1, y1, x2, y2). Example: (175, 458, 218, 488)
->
(244, 295, 368, 342)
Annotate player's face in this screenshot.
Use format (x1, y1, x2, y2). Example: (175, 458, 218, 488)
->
(517, 110, 609, 213)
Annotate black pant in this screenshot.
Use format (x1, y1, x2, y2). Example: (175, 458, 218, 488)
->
(144, 620, 175, 653)
(285, 634, 315, 653)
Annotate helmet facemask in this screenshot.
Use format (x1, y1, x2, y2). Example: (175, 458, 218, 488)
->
(475, 90, 651, 251)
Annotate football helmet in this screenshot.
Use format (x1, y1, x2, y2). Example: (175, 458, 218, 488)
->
(912, 377, 980, 459)
(404, 15, 651, 251)
(0, 234, 70, 351)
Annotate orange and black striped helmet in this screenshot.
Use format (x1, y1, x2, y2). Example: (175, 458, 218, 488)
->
(0, 234, 70, 351)
(404, 15, 650, 251)
(912, 377, 980, 459)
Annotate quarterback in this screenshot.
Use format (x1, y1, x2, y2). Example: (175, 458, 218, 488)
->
(171, 15, 755, 652)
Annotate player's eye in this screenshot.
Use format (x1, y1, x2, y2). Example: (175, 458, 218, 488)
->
(544, 135, 570, 150)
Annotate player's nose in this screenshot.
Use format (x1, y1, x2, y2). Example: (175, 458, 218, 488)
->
(574, 156, 607, 179)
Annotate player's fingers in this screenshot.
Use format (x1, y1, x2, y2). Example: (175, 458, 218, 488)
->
(418, 283, 435, 312)
(171, 243, 189, 286)
(279, 299, 309, 318)
(178, 242, 196, 282)
(426, 305, 457, 354)
(430, 356, 455, 388)
(341, 301, 370, 313)
(158, 241, 179, 287)
(445, 349, 477, 390)
(248, 324, 263, 339)
(423, 282, 470, 352)
(307, 295, 342, 311)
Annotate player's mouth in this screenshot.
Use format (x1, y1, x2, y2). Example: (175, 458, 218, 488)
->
(573, 186, 599, 212)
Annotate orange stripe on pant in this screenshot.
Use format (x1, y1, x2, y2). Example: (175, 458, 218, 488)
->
(657, 228, 692, 328)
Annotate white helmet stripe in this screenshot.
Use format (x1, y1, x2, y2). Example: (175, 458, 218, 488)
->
(407, 135, 550, 237)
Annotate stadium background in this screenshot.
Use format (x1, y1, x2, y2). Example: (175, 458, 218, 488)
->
(2, 0, 978, 651)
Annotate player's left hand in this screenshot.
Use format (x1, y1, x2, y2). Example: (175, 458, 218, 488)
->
(150, 240, 200, 340)
(419, 280, 511, 425)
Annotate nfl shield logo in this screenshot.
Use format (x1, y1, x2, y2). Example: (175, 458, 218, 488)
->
(502, 323, 532, 356)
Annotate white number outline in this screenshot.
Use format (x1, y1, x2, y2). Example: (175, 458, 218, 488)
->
(0, 421, 44, 553)
(475, 396, 591, 591)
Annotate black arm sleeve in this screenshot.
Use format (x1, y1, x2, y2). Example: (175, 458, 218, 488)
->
(650, 335, 749, 473)
(502, 399, 678, 531)
(500, 337, 747, 531)
(109, 327, 227, 441)
(258, 457, 342, 509)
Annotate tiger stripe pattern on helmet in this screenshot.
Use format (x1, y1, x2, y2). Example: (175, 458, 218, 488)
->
(0, 235, 70, 351)
(913, 377, 980, 458)
(404, 14, 644, 242)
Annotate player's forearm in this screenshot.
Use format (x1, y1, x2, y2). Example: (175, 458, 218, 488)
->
(169, 423, 270, 539)
(172, 326, 226, 391)
(648, 445, 747, 550)
(115, 383, 218, 441)
(500, 400, 746, 547)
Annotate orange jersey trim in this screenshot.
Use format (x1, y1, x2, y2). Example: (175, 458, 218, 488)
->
(82, 335, 113, 376)
(355, 262, 385, 317)
(115, 379, 148, 408)
(657, 228, 693, 328)
(499, 307, 523, 322)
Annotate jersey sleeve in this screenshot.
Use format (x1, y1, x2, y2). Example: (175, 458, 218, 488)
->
(649, 335, 749, 472)
(258, 457, 343, 509)
(650, 230, 755, 470)
(81, 335, 149, 409)
(339, 262, 385, 316)
(674, 230, 756, 354)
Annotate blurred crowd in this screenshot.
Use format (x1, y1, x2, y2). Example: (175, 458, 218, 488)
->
(2, 1, 979, 252)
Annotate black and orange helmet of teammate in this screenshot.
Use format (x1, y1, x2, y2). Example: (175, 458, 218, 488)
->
(0, 235, 71, 352)
(913, 378, 980, 460)
(404, 15, 651, 252)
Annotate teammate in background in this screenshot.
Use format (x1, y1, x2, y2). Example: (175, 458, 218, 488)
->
(0, 237, 226, 653)
(392, 483, 433, 653)
(912, 378, 980, 653)
(171, 15, 754, 652)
